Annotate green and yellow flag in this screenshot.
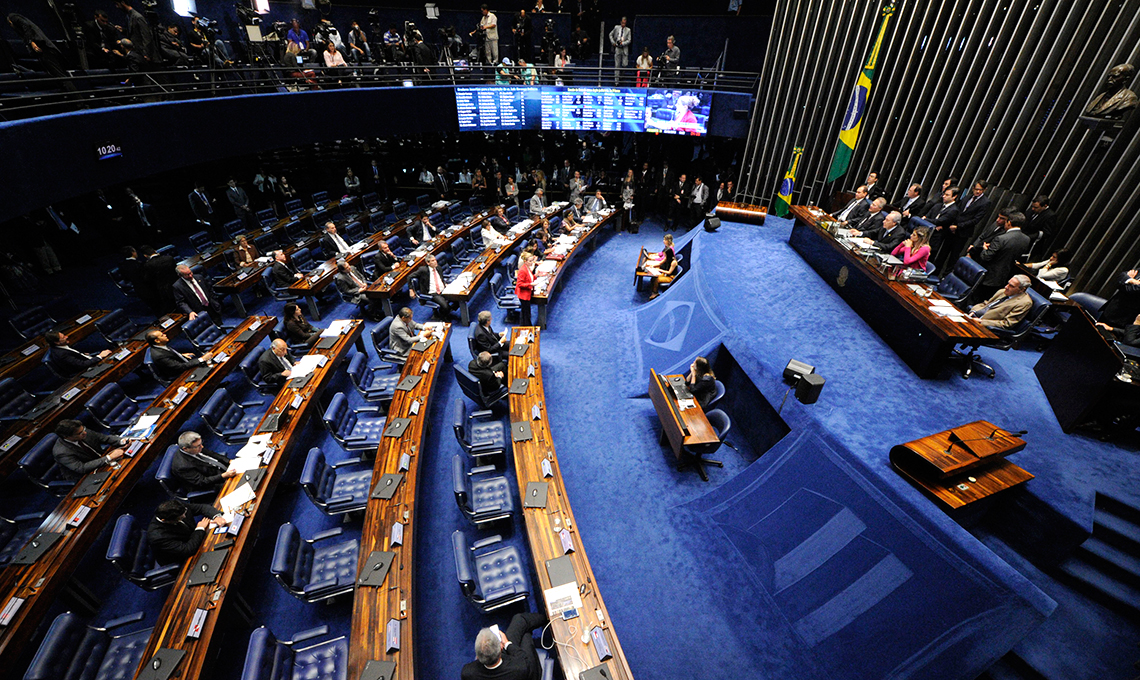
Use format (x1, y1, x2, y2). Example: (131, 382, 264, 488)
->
(827, 3, 897, 182)
(773, 146, 803, 217)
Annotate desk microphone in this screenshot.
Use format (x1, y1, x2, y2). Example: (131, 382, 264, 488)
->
(944, 429, 1028, 455)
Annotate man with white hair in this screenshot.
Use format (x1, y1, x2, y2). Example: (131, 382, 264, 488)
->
(969, 275, 1033, 329)
(258, 338, 297, 387)
(528, 188, 546, 216)
(854, 211, 907, 254)
(461, 612, 547, 680)
(172, 264, 223, 321)
(172, 430, 237, 493)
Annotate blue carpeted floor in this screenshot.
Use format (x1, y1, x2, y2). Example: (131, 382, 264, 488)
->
(3, 214, 1138, 680)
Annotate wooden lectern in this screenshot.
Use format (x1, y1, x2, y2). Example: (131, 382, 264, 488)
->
(890, 420, 1032, 512)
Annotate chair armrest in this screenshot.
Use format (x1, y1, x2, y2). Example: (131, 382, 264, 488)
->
(12, 511, 46, 523)
(325, 495, 360, 513)
(343, 435, 368, 443)
(309, 527, 345, 542)
(49, 480, 76, 493)
(240, 398, 269, 408)
(144, 563, 183, 582)
(221, 428, 249, 438)
(98, 611, 147, 631)
(471, 534, 503, 550)
(355, 406, 383, 413)
(470, 465, 497, 475)
(186, 489, 215, 502)
(329, 457, 364, 468)
(289, 625, 330, 645)
(471, 409, 495, 420)
(302, 578, 338, 595)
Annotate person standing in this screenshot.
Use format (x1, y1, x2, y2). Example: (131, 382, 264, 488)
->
(114, 2, 161, 65)
(516, 251, 536, 326)
(344, 167, 361, 197)
(513, 10, 533, 61)
(473, 5, 499, 65)
(172, 264, 223, 321)
(609, 17, 631, 79)
(7, 14, 75, 89)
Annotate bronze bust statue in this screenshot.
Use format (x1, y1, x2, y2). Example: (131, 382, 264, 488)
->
(1084, 63, 1137, 119)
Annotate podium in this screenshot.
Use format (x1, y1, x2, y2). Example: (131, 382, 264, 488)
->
(890, 420, 1032, 513)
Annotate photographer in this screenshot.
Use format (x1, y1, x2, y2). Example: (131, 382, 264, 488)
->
(513, 10, 533, 62)
(540, 20, 560, 66)
(469, 5, 498, 65)
(347, 20, 371, 64)
(383, 24, 404, 62)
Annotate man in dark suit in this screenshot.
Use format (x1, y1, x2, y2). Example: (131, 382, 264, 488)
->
(408, 215, 437, 246)
(1026, 195, 1059, 259)
(52, 419, 126, 481)
(655, 161, 675, 216)
(941, 180, 992, 272)
(863, 172, 886, 200)
(44, 331, 113, 377)
(225, 178, 252, 224)
(897, 184, 930, 222)
(468, 351, 506, 393)
(972, 211, 1032, 303)
(188, 182, 215, 228)
(847, 197, 887, 235)
(146, 329, 213, 382)
(147, 499, 228, 565)
(410, 254, 454, 319)
(258, 339, 297, 387)
(372, 240, 398, 277)
(1097, 269, 1140, 330)
(473, 310, 509, 361)
(831, 185, 870, 225)
(271, 250, 303, 287)
(140, 245, 178, 314)
(172, 430, 236, 492)
(120, 246, 146, 295)
(461, 612, 548, 680)
(434, 165, 450, 198)
(321, 221, 353, 259)
(334, 259, 370, 305)
(173, 265, 223, 321)
(667, 173, 690, 231)
(926, 186, 963, 273)
(859, 211, 908, 253)
(966, 210, 1012, 260)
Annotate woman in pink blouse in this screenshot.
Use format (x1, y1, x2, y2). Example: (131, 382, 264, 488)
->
(892, 226, 932, 271)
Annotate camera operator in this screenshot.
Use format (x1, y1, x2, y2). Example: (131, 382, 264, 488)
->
(540, 20, 559, 65)
(314, 19, 344, 53)
(469, 5, 498, 65)
(438, 26, 464, 61)
(658, 35, 680, 84)
(113, 1, 162, 66)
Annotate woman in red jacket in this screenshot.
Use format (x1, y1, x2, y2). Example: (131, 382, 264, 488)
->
(515, 251, 536, 326)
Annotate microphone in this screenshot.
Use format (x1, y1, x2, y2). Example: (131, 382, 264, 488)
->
(944, 429, 1028, 454)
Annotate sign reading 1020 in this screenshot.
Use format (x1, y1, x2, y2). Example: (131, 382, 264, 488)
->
(95, 142, 123, 161)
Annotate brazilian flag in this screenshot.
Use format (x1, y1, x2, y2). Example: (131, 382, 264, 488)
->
(773, 146, 803, 217)
(827, 3, 897, 182)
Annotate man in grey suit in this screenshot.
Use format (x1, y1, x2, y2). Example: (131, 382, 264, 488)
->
(389, 307, 427, 356)
(529, 188, 546, 216)
(334, 259, 380, 319)
(609, 17, 631, 73)
(52, 419, 126, 481)
(969, 275, 1033, 329)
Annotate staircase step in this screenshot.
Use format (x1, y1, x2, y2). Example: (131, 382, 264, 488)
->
(1078, 537, 1140, 588)
(983, 652, 1048, 680)
(1093, 512, 1140, 555)
(1096, 492, 1140, 527)
(1058, 558, 1140, 614)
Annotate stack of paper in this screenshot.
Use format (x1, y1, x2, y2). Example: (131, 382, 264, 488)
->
(321, 319, 353, 337)
(536, 261, 558, 275)
(291, 354, 325, 379)
(235, 434, 273, 460)
(220, 484, 256, 514)
(122, 414, 160, 439)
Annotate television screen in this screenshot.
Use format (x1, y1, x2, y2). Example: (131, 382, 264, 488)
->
(539, 87, 649, 132)
(455, 86, 539, 131)
(644, 89, 711, 136)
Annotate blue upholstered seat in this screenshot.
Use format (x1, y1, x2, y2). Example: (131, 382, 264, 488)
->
(200, 388, 267, 444)
(454, 365, 508, 410)
(322, 392, 386, 452)
(453, 455, 514, 526)
(108, 267, 134, 296)
(10, 306, 55, 340)
(270, 523, 359, 603)
(18, 434, 72, 495)
(681, 409, 730, 482)
(155, 444, 214, 502)
(935, 257, 986, 304)
(955, 289, 1053, 379)
(183, 313, 226, 352)
(189, 230, 215, 253)
(490, 272, 520, 314)
(240, 626, 348, 680)
(346, 352, 399, 402)
(95, 309, 140, 345)
(369, 318, 408, 367)
(363, 192, 380, 212)
(0, 511, 45, 567)
(1068, 292, 1107, 319)
(311, 190, 329, 207)
(224, 219, 245, 239)
(238, 347, 276, 394)
(105, 514, 181, 589)
(506, 205, 519, 221)
(342, 220, 365, 243)
(84, 382, 145, 430)
(290, 247, 316, 273)
(299, 447, 373, 516)
(0, 378, 39, 421)
(22, 611, 153, 680)
(451, 531, 530, 612)
(452, 398, 506, 460)
(285, 199, 304, 216)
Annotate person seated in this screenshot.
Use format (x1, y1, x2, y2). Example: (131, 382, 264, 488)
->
(588, 190, 608, 213)
(566, 198, 587, 229)
(1097, 313, 1140, 348)
(323, 40, 347, 68)
(845, 197, 888, 235)
(468, 351, 507, 393)
(146, 329, 214, 382)
(334, 259, 379, 318)
(891, 226, 932, 271)
(44, 330, 112, 377)
(147, 499, 228, 565)
(271, 250, 304, 287)
(473, 310, 510, 361)
(408, 215, 436, 246)
(831, 185, 870, 225)
(1026, 249, 1070, 282)
(1097, 268, 1140, 330)
(389, 307, 427, 356)
(528, 188, 546, 216)
(259, 339, 297, 387)
(968, 275, 1033, 329)
(172, 430, 237, 493)
(685, 356, 717, 408)
(529, 220, 553, 255)
(284, 302, 320, 347)
(321, 221, 353, 258)
(409, 254, 454, 319)
(852, 210, 906, 253)
(52, 419, 126, 481)
(462, 612, 549, 680)
(373, 240, 399, 276)
(233, 235, 259, 268)
(645, 233, 677, 300)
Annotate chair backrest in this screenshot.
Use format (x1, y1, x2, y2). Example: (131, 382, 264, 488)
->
(453, 365, 489, 406)
(10, 306, 54, 339)
(254, 232, 278, 254)
(490, 272, 505, 299)
(256, 208, 275, 224)
(501, 255, 517, 275)
(469, 195, 482, 211)
(108, 267, 131, 292)
(22, 612, 93, 680)
(371, 318, 393, 355)
(705, 409, 731, 441)
(363, 192, 380, 210)
(239, 349, 262, 384)
(19, 434, 59, 482)
(189, 231, 214, 251)
(346, 352, 368, 391)
(1007, 289, 1052, 338)
(451, 530, 476, 595)
(291, 247, 314, 272)
(312, 190, 329, 206)
(286, 198, 304, 215)
(451, 398, 470, 446)
(343, 221, 364, 243)
(95, 308, 135, 343)
(710, 379, 726, 407)
(506, 205, 519, 220)
(923, 261, 937, 277)
(452, 453, 470, 508)
(299, 446, 331, 504)
(225, 219, 245, 239)
(467, 323, 480, 360)
(85, 382, 131, 426)
(240, 627, 287, 680)
(201, 388, 239, 431)
(322, 393, 352, 437)
(106, 513, 143, 577)
(270, 522, 306, 591)
(1067, 292, 1107, 320)
(449, 203, 465, 222)
(393, 200, 409, 219)
(284, 219, 308, 243)
(0, 378, 35, 419)
(548, 216, 562, 232)
(936, 257, 986, 300)
(415, 194, 430, 211)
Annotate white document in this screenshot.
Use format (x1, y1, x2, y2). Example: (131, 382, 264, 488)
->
(677, 398, 696, 411)
(220, 483, 257, 514)
(321, 319, 353, 337)
(122, 414, 160, 438)
(543, 582, 583, 617)
(290, 354, 324, 379)
(228, 457, 262, 474)
(536, 261, 558, 275)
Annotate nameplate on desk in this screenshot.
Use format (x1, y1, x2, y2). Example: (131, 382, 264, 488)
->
(398, 452, 411, 472)
(240, 468, 266, 492)
(527, 363, 535, 377)
(509, 379, 529, 395)
(160, 317, 175, 329)
(421, 359, 431, 373)
(186, 608, 208, 640)
(185, 366, 212, 383)
(559, 528, 574, 554)
(288, 373, 313, 389)
(112, 348, 131, 361)
(509, 343, 530, 357)
(11, 531, 63, 565)
(390, 522, 404, 547)
(590, 627, 613, 661)
(383, 275, 395, 285)
(315, 336, 338, 350)
(386, 618, 401, 652)
(531, 404, 541, 421)
(358, 550, 395, 587)
(412, 338, 435, 352)
(74, 470, 111, 498)
(126, 440, 144, 457)
(371, 473, 404, 500)
(237, 271, 250, 281)
(187, 547, 229, 586)
(236, 329, 256, 342)
(359, 660, 397, 680)
(259, 412, 285, 433)
(0, 597, 25, 626)
(511, 420, 533, 442)
(60, 387, 81, 401)
(67, 505, 91, 527)
(384, 418, 412, 438)
(396, 375, 422, 391)
(579, 663, 613, 680)
(250, 319, 262, 331)
(20, 344, 40, 357)
(172, 388, 189, 405)
(408, 399, 420, 416)
(75, 314, 93, 324)
(0, 435, 22, 452)
(138, 648, 185, 680)
(523, 481, 548, 508)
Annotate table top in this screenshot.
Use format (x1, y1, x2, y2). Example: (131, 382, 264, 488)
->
(0, 310, 110, 382)
(508, 327, 634, 680)
(347, 323, 451, 680)
(364, 208, 493, 300)
(533, 209, 616, 303)
(441, 216, 541, 303)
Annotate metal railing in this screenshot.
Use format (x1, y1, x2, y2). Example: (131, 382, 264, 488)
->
(0, 63, 760, 122)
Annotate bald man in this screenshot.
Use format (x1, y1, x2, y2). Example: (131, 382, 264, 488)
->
(257, 338, 297, 387)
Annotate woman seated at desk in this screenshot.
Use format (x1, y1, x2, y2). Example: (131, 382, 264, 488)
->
(685, 356, 717, 408)
(284, 302, 321, 347)
(233, 236, 259, 268)
(645, 233, 677, 300)
(1026, 248, 1070, 282)
(891, 226, 931, 271)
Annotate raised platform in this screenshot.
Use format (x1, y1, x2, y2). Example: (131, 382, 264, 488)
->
(714, 201, 767, 225)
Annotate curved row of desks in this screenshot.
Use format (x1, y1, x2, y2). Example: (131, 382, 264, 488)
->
(533, 209, 620, 328)
(0, 310, 110, 383)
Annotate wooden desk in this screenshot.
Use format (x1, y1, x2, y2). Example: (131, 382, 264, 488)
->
(0, 314, 186, 479)
(646, 371, 719, 461)
(442, 216, 541, 325)
(134, 320, 365, 680)
(212, 234, 321, 316)
(788, 205, 997, 378)
(347, 323, 452, 680)
(0, 316, 274, 668)
(364, 208, 491, 318)
(0, 310, 110, 382)
(890, 420, 1032, 511)
(714, 201, 767, 225)
(507, 327, 634, 680)
(532, 209, 619, 328)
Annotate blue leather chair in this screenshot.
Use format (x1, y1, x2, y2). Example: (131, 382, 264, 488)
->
(183, 313, 227, 353)
(284, 219, 310, 244)
(450, 203, 467, 222)
(253, 232, 279, 257)
(10, 306, 55, 340)
(156, 245, 178, 258)
(467, 322, 481, 360)
(370, 318, 408, 367)
(19, 435, 73, 495)
(956, 289, 1052, 379)
(270, 523, 359, 603)
(343, 220, 365, 243)
(452, 398, 506, 460)
(84, 382, 151, 431)
(95, 309, 140, 345)
(369, 211, 388, 232)
(393, 200, 410, 220)
(501, 255, 518, 287)
(105, 514, 181, 590)
(1068, 292, 1107, 319)
(108, 267, 134, 296)
(322, 392, 386, 452)
(240, 626, 347, 680)
(200, 388, 267, 444)
(290, 247, 316, 273)
(490, 273, 521, 316)
(256, 208, 276, 226)
(299, 447, 373, 516)
(311, 190, 329, 207)
(410, 278, 442, 317)
(0, 511, 46, 567)
(346, 352, 400, 403)
(934, 257, 987, 305)
(708, 379, 726, 408)
(451, 530, 530, 612)
(363, 192, 380, 212)
(238, 348, 276, 394)
(417, 195, 433, 212)
(0, 378, 40, 421)
(435, 251, 460, 278)
(22, 611, 153, 680)
(454, 365, 508, 410)
(285, 199, 305, 216)
(681, 409, 731, 482)
(155, 444, 215, 502)
(189, 230, 215, 253)
(453, 455, 514, 527)
(506, 205, 519, 221)
(468, 195, 483, 213)
(262, 267, 301, 303)
(224, 219, 245, 239)
(141, 347, 173, 387)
